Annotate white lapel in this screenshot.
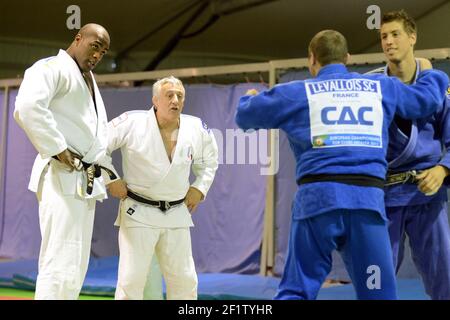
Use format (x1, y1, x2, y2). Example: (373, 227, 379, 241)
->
(83, 75, 108, 163)
(60, 50, 98, 134)
(91, 72, 105, 135)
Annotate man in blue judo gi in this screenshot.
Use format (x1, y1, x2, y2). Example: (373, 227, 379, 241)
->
(372, 10, 450, 300)
(235, 29, 449, 300)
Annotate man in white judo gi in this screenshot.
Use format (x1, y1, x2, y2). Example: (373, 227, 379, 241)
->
(106, 76, 219, 300)
(14, 24, 114, 299)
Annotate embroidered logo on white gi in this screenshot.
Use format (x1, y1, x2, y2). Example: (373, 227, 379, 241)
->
(305, 78, 383, 148)
(126, 206, 136, 215)
(111, 113, 128, 127)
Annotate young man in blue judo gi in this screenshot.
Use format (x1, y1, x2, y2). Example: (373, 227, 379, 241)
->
(235, 29, 449, 300)
(371, 10, 450, 300)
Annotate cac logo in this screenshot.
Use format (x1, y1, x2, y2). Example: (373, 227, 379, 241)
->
(321, 106, 373, 125)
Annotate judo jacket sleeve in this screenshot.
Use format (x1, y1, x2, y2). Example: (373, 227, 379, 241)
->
(235, 83, 304, 131)
(14, 62, 68, 158)
(392, 69, 449, 120)
(99, 113, 133, 184)
(437, 88, 450, 170)
(190, 122, 219, 199)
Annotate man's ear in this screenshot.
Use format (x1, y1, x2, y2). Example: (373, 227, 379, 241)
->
(344, 53, 350, 65)
(74, 33, 82, 46)
(308, 52, 317, 77)
(152, 96, 158, 109)
(409, 32, 417, 47)
(309, 52, 316, 65)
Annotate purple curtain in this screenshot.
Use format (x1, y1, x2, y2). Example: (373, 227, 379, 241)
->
(0, 89, 41, 258)
(185, 84, 268, 274)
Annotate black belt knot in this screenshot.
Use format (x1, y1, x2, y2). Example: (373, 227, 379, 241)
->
(52, 156, 117, 195)
(127, 190, 185, 212)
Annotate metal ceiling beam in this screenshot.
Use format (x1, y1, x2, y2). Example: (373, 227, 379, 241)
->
(211, 0, 279, 15)
(141, 0, 280, 73)
(114, 0, 204, 70)
(143, 0, 210, 72)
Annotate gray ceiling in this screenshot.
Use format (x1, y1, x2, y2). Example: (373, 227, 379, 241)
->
(0, 0, 449, 77)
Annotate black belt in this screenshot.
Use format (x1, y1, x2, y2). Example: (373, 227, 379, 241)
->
(385, 170, 419, 186)
(127, 190, 185, 212)
(297, 174, 385, 189)
(52, 156, 117, 195)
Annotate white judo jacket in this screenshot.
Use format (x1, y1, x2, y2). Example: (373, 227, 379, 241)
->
(107, 108, 219, 228)
(14, 49, 110, 200)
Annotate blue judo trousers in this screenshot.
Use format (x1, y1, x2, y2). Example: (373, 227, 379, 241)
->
(235, 64, 449, 300)
(279, 209, 396, 300)
(375, 61, 450, 300)
(388, 202, 450, 299)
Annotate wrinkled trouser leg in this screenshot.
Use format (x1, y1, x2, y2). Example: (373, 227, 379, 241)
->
(404, 202, 450, 300)
(35, 165, 96, 300)
(156, 228, 197, 300)
(115, 226, 157, 300)
(143, 254, 164, 300)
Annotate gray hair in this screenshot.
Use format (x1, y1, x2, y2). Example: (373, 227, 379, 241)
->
(152, 76, 184, 97)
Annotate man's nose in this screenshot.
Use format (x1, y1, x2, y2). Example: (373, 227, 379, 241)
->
(385, 35, 393, 44)
(92, 52, 100, 61)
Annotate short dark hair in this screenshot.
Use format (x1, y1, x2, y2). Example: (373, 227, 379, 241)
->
(381, 10, 417, 35)
(308, 30, 348, 66)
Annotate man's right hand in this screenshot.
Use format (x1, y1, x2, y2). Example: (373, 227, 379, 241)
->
(56, 149, 77, 171)
(107, 179, 128, 199)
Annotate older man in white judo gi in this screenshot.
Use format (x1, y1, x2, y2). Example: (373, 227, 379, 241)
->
(106, 76, 219, 300)
(14, 24, 114, 299)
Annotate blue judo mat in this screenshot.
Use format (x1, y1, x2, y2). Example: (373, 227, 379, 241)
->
(0, 256, 429, 299)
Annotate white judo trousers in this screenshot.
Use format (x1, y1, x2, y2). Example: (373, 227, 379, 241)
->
(143, 255, 163, 300)
(115, 207, 197, 300)
(35, 162, 96, 300)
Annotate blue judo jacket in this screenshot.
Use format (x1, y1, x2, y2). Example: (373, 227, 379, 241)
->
(235, 64, 449, 220)
(371, 62, 450, 207)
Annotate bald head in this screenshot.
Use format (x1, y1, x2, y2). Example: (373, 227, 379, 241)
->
(79, 23, 110, 46)
(67, 23, 110, 73)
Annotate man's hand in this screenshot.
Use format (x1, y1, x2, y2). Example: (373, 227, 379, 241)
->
(184, 187, 204, 213)
(246, 89, 259, 96)
(416, 165, 449, 195)
(56, 149, 78, 171)
(417, 57, 433, 71)
(107, 179, 128, 199)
